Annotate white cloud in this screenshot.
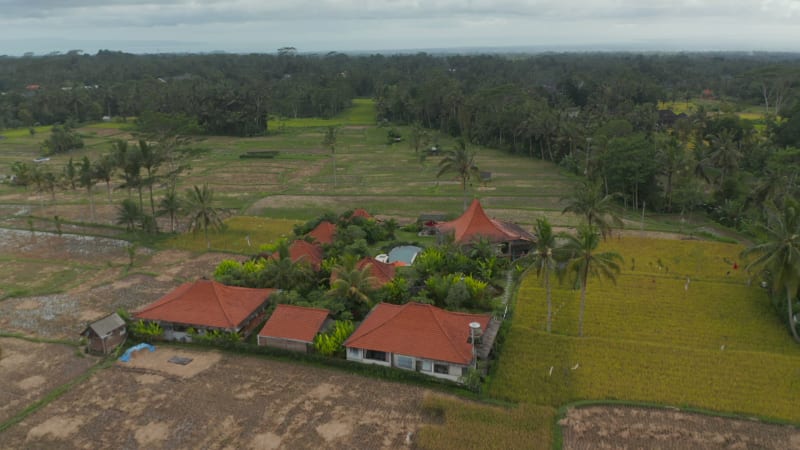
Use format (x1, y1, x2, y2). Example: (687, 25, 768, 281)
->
(0, 1, 798, 54)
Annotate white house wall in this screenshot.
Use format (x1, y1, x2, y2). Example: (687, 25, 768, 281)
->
(346, 346, 467, 383)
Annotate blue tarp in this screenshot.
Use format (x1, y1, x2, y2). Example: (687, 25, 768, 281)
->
(118, 343, 156, 362)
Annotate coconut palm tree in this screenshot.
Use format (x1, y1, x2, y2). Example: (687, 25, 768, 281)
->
(561, 179, 623, 240)
(437, 139, 481, 211)
(116, 198, 141, 232)
(328, 256, 377, 317)
(78, 156, 97, 222)
(157, 188, 181, 233)
(184, 184, 224, 249)
(93, 154, 116, 203)
(741, 200, 800, 343)
(528, 218, 560, 333)
(322, 126, 338, 187)
(562, 224, 623, 337)
(706, 129, 742, 185)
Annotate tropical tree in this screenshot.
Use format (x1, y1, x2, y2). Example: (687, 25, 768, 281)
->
(437, 139, 481, 211)
(562, 224, 623, 337)
(138, 139, 164, 216)
(78, 156, 97, 221)
(707, 129, 742, 185)
(528, 218, 560, 333)
(328, 256, 377, 318)
(62, 158, 78, 190)
(93, 153, 116, 203)
(561, 179, 623, 240)
(322, 126, 338, 187)
(741, 200, 800, 343)
(184, 184, 224, 249)
(157, 188, 182, 232)
(116, 198, 141, 232)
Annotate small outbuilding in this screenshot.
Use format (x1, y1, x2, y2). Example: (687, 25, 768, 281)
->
(257, 304, 332, 353)
(81, 312, 127, 355)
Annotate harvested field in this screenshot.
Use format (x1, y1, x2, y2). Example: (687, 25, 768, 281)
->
(561, 406, 800, 450)
(2, 348, 430, 449)
(0, 338, 98, 424)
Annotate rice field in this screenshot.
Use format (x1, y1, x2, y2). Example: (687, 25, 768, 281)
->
(488, 236, 800, 424)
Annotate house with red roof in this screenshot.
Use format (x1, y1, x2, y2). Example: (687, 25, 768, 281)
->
(350, 208, 373, 220)
(271, 239, 324, 270)
(344, 302, 499, 383)
(356, 257, 396, 288)
(257, 304, 332, 353)
(436, 199, 534, 258)
(134, 279, 276, 341)
(308, 220, 337, 245)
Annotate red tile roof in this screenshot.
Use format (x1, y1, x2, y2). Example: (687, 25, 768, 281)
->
(308, 221, 336, 244)
(351, 208, 373, 219)
(437, 199, 533, 244)
(344, 302, 490, 365)
(271, 240, 323, 270)
(134, 279, 275, 330)
(258, 304, 330, 343)
(356, 257, 396, 287)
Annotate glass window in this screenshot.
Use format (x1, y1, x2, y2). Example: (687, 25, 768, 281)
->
(347, 347, 361, 359)
(420, 360, 432, 372)
(365, 350, 387, 361)
(396, 355, 413, 369)
(434, 363, 449, 374)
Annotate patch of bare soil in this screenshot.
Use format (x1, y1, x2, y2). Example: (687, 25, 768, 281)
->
(2, 350, 430, 449)
(0, 338, 98, 424)
(561, 406, 800, 450)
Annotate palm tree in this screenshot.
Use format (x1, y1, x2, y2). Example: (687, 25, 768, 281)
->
(437, 139, 481, 211)
(656, 134, 687, 212)
(78, 156, 97, 222)
(157, 188, 181, 232)
(707, 129, 742, 185)
(562, 224, 623, 337)
(328, 256, 377, 317)
(561, 179, 623, 240)
(741, 200, 800, 343)
(185, 184, 224, 249)
(116, 198, 141, 232)
(138, 139, 164, 216)
(93, 154, 116, 203)
(322, 126, 338, 187)
(528, 218, 560, 333)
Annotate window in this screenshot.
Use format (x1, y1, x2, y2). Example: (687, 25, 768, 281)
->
(416, 360, 432, 372)
(434, 363, 449, 374)
(396, 355, 413, 370)
(365, 350, 387, 361)
(347, 347, 361, 359)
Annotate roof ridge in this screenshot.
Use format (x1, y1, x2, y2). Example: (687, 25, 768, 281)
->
(136, 281, 192, 314)
(427, 304, 471, 362)
(211, 281, 237, 328)
(350, 302, 404, 341)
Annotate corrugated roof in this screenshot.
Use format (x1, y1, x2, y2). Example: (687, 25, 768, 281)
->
(344, 302, 490, 365)
(308, 221, 336, 244)
(258, 304, 330, 343)
(437, 199, 534, 244)
(134, 279, 275, 330)
(83, 312, 125, 337)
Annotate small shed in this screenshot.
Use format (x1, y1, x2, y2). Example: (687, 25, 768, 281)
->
(257, 305, 332, 353)
(81, 313, 127, 355)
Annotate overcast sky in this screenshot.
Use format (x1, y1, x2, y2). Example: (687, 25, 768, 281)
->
(1, 0, 799, 55)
